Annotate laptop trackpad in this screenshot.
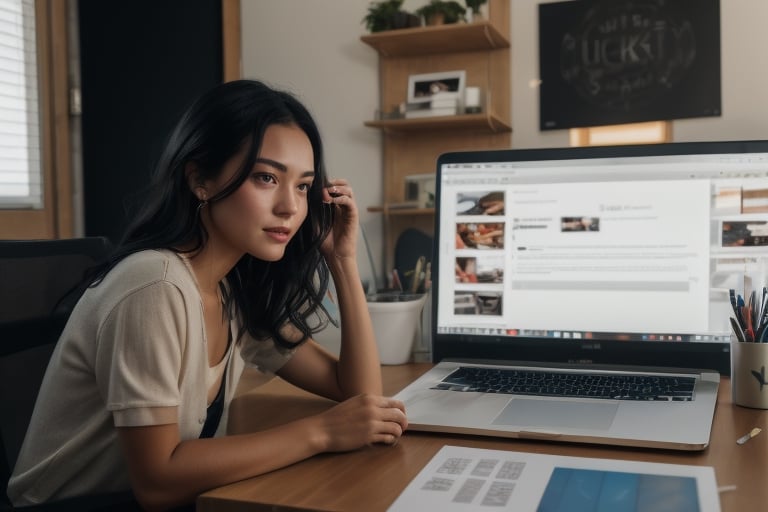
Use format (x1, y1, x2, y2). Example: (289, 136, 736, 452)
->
(492, 398, 618, 430)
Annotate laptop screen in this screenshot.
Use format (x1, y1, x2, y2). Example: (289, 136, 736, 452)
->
(432, 140, 768, 374)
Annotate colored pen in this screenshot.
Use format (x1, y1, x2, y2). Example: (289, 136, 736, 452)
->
(730, 288, 739, 318)
(750, 289, 759, 333)
(730, 316, 746, 342)
(411, 256, 425, 294)
(744, 307, 755, 341)
(392, 269, 403, 291)
(759, 288, 768, 341)
(736, 294, 746, 329)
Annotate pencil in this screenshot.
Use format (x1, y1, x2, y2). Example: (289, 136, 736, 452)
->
(392, 269, 403, 291)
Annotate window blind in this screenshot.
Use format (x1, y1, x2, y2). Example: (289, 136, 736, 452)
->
(0, 0, 41, 209)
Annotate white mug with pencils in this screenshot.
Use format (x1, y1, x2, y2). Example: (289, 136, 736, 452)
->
(730, 287, 768, 409)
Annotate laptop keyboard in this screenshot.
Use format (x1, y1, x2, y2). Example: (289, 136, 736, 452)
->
(433, 366, 696, 401)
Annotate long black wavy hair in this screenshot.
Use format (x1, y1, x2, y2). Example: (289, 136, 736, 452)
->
(92, 79, 334, 349)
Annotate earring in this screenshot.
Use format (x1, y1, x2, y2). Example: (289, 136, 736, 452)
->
(196, 192, 208, 214)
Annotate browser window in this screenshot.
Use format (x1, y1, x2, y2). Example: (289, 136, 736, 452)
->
(436, 152, 768, 344)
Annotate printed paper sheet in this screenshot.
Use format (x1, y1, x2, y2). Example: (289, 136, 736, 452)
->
(388, 445, 720, 512)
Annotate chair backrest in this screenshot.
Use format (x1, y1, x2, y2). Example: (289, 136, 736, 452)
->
(0, 237, 111, 507)
(394, 228, 433, 292)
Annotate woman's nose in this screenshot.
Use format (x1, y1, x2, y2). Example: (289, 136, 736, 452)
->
(274, 188, 299, 216)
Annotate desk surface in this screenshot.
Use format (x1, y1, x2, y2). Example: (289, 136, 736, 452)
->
(198, 364, 767, 511)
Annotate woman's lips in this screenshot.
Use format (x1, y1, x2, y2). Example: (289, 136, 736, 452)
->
(264, 227, 290, 243)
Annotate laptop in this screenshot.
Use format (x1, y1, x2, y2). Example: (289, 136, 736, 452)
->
(395, 140, 768, 451)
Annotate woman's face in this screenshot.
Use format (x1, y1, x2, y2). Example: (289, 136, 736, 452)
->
(203, 123, 315, 262)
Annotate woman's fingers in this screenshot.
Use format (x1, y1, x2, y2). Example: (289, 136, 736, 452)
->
(372, 433, 401, 446)
(381, 400, 408, 428)
(319, 394, 408, 451)
(371, 398, 407, 446)
(324, 179, 353, 202)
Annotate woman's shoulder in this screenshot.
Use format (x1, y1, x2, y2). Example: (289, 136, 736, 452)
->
(102, 249, 196, 292)
(73, 249, 200, 328)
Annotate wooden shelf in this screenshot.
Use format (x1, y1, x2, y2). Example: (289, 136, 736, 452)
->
(360, 22, 509, 57)
(362, 1, 511, 280)
(367, 206, 435, 215)
(365, 113, 511, 133)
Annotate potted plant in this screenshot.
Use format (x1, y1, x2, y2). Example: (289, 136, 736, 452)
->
(363, 0, 421, 33)
(465, 0, 488, 21)
(416, 0, 467, 26)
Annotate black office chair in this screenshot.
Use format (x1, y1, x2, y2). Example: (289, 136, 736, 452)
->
(0, 238, 139, 510)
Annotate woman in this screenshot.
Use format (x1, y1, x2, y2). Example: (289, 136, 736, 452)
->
(9, 80, 407, 511)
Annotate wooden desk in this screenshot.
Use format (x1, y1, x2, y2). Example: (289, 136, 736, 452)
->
(198, 364, 767, 511)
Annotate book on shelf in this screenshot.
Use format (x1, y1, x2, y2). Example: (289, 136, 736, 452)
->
(402, 92, 459, 119)
(404, 106, 458, 119)
(429, 92, 459, 109)
(430, 99, 459, 109)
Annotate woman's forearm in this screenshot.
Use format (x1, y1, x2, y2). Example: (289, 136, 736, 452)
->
(123, 393, 406, 511)
(326, 256, 382, 396)
(123, 418, 326, 511)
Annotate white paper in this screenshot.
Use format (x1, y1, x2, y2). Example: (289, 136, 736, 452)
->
(388, 445, 720, 512)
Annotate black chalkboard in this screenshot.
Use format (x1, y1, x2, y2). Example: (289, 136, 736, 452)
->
(539, 0, 721, 131)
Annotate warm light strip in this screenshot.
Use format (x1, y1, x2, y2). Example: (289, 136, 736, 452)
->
(570, 121, 671, 147)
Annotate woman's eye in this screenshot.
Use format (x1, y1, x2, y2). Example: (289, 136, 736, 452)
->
(252, 173, 276, 185)
(298, 183, 312, 192)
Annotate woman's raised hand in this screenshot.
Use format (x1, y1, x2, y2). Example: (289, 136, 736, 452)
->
(321, 179, 358, 261)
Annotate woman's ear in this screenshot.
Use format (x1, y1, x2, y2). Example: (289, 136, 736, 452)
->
(184, 162, 208, 201)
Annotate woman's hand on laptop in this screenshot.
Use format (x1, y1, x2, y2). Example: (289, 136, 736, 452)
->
(313, 394, 408, 450)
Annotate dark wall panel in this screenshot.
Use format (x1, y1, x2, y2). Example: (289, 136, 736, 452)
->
(78, 0, 223, 242)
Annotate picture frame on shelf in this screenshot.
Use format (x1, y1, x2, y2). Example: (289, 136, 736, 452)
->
(406, 70, 466, 105)
(404, 173, 437, 208)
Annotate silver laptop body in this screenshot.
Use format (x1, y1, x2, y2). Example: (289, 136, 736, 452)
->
(396, 360, 719, 450)
(395, 141, 768, 451)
